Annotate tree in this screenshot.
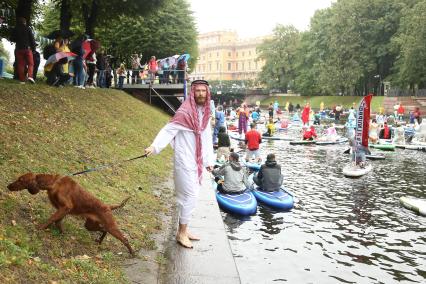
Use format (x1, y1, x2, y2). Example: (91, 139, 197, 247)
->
(392, 0, 426, 89)
(97, 0, 198, 67)
(257, 25, 301, 93)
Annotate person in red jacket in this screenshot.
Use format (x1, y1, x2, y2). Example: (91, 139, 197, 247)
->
(301, 102, 310, 126)
(303, 126, 317, 140)
(245, 123, 262, 162)
(397, 103, 405, 121)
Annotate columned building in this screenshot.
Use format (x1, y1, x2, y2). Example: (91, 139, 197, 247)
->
(190, 31, 267, 81)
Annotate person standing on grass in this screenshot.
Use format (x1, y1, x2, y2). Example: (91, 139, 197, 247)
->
(144, 80, 214, 249)
(11, 17, 36, 84)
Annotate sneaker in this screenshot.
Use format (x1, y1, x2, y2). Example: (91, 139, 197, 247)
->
(28, 77, 35, 84)
(79, 86, 86, 90)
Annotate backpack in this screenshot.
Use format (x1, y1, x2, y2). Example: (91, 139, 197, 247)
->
(43, 44, 56, 60)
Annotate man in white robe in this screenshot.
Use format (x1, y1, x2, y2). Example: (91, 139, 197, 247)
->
(144, 80, 215, 248)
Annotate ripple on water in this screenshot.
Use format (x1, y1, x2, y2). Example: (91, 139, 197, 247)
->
(222, 133, 426, 284)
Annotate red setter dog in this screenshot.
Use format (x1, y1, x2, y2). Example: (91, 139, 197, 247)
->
(7, 173, 134, 255)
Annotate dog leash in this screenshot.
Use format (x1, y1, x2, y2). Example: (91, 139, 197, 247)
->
(69, 154, 148, 176)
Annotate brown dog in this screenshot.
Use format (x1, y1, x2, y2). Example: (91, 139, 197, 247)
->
(7, 173, 134, 255)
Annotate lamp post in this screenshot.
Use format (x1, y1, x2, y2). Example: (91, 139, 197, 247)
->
(374, 74, 381, 96)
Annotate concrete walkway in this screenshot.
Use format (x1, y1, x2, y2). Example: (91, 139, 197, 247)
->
(161, 173, 241, 284)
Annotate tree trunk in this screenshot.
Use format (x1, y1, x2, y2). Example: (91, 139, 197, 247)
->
(60, 0, 72, 33)
(15, 0, 33, 23)
(82, 0, 98, 38)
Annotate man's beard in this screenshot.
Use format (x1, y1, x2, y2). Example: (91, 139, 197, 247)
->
(195, 97, 206, 105)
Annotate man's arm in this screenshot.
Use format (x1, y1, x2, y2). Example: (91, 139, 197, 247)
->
(145, 122, 181, 156)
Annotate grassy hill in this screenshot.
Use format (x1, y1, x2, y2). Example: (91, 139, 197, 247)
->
(0, 79, 173, 283)
(261, 95, 384, 112)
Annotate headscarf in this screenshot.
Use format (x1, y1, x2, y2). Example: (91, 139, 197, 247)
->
(171, 80, 211, 183)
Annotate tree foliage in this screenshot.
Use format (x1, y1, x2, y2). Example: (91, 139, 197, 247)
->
(258, 0, 424, 95)
(98, 0, 198, 67)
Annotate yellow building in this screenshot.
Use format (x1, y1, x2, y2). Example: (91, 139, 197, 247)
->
(190, 31, 267, 81)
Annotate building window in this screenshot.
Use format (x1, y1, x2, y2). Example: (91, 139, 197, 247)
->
(228, 52, 231, 57)
(236, 52, 238, 57)
(249, 61, 251, 70)
(242, 51, 245, 57)
(242, 62, 245, 70)
(202, 56, 205, 60)
(228, 62, 231, 71)
(216, 62, 219, 70)
(209, 63, 211, 71)
(249, 51, 251, 56)
(209, 53, 211, 58)
(236, 62, 239, 71)
(217, 52, 219, 57)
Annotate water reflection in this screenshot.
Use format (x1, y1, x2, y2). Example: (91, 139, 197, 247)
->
(222, 129, 426, 284)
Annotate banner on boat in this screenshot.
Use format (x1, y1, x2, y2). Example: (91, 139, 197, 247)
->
(355, 94, 372, 149)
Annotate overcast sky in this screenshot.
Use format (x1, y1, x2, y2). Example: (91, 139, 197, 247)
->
(189, 0, 335, 37)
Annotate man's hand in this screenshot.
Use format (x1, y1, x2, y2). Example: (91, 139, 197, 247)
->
(144, 146, 154, 156)
(206, 166, 214, 172)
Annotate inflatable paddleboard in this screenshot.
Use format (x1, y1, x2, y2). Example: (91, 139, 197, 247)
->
(252, 187, 294, 210)
(400, 197, 426, 216)
(366, 154, 385, 160)
(316, 137, 348, 145)
(342, 163, 373, 177)
(243, 161, 261, 171)
(215, 186, 257, 215)
(290, 140, 316, 145)
(370, 144, 395, 151)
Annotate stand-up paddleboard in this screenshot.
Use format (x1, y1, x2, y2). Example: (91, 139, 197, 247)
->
(370, 144, 395, 151)
(400, 197, 426, 216)
(261, 135, 294, 141)
(343, 163, 373, 177)
(316, 137, 348, 145)
(366, 154, 385, 160)
(343, 149, 385, 160)
(395, 144, 426, 151)
(229, 133, 245, 141)
(290, 140, 316, 145)
(214, 183, 257, 215)
(243, 161, 261, 171)
(252, 187, 294, 210)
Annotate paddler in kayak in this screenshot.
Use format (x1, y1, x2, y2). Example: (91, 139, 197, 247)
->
(302, 125, 317, 141)
(253, 153, 283, 192)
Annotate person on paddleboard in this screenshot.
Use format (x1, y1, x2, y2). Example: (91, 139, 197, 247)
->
(212, 152, 249, 194)
(253, 153, 283, 192)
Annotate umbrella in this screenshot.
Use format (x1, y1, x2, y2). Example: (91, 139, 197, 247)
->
(177, 53, 190, 62)
(82, 39, 100, 59)
(45, 51, 77, 66)
(46, 29, 75, 40)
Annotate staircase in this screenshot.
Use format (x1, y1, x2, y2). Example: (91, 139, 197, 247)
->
(383, 96, 426, 115)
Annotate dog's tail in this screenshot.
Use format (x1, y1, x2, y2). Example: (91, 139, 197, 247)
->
(110, 197, 131, 210)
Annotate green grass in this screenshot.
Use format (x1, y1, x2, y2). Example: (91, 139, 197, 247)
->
(261, 95, 384, 113)
(0, 79, 173, 283)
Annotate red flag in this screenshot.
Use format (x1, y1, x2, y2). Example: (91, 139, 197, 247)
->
(355, 94, 373, 148)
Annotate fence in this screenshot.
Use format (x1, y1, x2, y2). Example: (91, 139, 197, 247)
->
(388, 88, 426, 97)
(127, 69, 186, 85)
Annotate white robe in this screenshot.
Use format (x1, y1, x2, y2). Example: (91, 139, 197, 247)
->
(150, 109, 215, 224)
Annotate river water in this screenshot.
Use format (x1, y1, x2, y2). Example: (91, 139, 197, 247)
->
(223, 126, 426, 284)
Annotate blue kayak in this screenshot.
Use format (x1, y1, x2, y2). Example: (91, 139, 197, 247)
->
(214, 184, 257, 215)
(252, 187, 294, 210)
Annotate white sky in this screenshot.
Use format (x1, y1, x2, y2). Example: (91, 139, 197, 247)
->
(189, 0, 335, 37)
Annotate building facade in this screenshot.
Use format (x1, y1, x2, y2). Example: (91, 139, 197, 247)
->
(190, 31, 267, 82)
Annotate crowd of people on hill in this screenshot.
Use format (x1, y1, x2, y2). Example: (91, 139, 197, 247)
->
(8, 18, 190, 89)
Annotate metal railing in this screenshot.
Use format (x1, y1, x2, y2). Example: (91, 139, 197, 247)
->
(127, 69, 186, 85)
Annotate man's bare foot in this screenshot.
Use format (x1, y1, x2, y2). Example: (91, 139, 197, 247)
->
(176, 235, 193, 248)
(187, 232, 200, 241)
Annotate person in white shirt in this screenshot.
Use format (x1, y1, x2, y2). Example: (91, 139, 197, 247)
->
(144, 80, 215, 248)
